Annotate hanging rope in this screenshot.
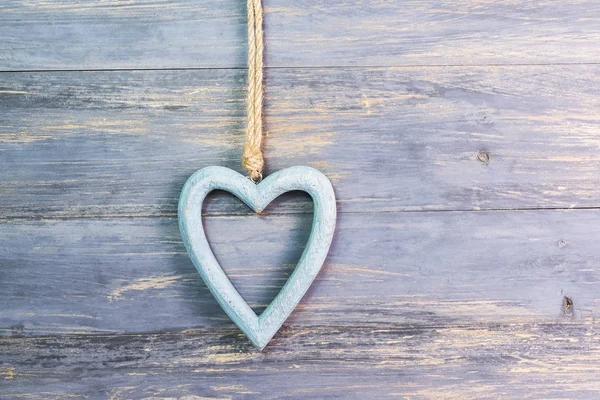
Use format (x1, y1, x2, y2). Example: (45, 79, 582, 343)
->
(242, 0, 265, 182)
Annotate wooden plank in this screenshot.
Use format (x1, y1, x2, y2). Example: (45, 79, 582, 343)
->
(1, 0, 599, 70)
(1, 209, 598, 337)
(2, 320, 599, 399)
(1, 66, 600, 218)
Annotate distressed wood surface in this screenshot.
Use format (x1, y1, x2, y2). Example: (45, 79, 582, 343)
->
(2, 0, 600, 398)
(1, 0, 599, 70)
(1, 209, 598, 336)
(2, 321, 600, 399)
(178, 167, 337, 349)
(2, 210, 599, 397)
(1, 65, 600, 218)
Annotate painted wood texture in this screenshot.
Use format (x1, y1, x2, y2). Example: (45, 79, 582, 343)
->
(1, 0, 599, 70)
(1, 210, 598, 335)
(1, 210, 599, 398)
(2, 0, 600, 398)
(178, 166, 336, 349)
(2, 321, 599, 399)
(1, 65, 600, 218)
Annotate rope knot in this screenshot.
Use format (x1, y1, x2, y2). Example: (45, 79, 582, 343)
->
(242, 143, 264, 182)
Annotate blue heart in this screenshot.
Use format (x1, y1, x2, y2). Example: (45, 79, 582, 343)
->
(178, 166, 336, 349)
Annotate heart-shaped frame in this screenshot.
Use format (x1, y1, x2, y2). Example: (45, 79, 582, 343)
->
(178, 166, 336, 349)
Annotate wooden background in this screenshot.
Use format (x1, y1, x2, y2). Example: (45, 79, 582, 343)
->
(1, 1, 600, 398)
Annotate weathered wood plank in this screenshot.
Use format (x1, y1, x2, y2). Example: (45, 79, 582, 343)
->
(1, 0, 599, 70)
(3, 2, 599, 398)
(1, 66, 599, 218)
(1, 321, 599, 399)
(1, 209, 598, 337)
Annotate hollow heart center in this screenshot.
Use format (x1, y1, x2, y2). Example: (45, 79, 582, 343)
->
(202, 190, 313, 315)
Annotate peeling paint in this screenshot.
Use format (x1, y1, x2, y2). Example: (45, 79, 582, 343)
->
(109, 276, 182, 301)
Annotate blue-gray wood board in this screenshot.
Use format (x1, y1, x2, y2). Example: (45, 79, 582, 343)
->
(1, 1, 599, 399)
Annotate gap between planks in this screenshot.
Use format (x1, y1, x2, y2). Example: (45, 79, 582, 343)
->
(2, 205, 600, 222)
(1, 62, 600, 74)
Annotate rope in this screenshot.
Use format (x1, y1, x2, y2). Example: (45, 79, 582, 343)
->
(242, 0, 265, 181)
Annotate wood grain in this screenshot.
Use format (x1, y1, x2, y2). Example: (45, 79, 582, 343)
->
(1, 65, 599, 218)
(2, 321, 599, 399)
(1, 209, 597, 337)
(2, 209, 599, 397)
(1, 0, 599, 70)
(2, 1, 599, 397)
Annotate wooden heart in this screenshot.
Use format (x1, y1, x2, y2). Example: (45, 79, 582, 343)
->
(178, 166, 336, 350)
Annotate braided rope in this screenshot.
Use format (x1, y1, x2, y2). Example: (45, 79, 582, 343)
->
(242, 0, 265, 181)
